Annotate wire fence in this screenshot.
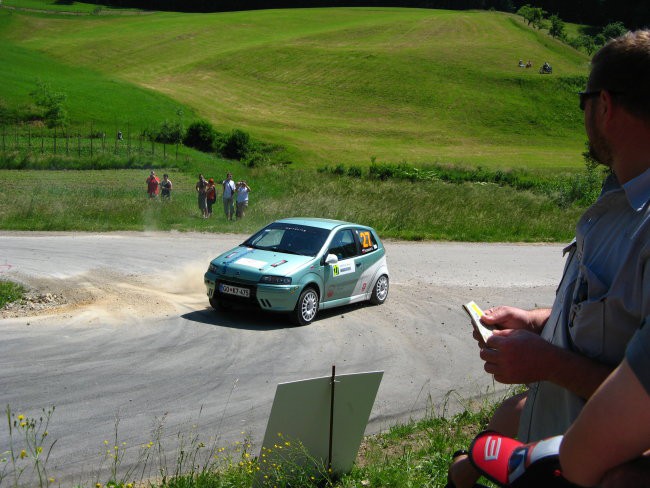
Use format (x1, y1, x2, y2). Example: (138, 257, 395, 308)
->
(0, 124, 181, 160)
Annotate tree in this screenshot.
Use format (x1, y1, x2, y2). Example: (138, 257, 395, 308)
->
(601, 21, 627, 41)
(29, 80, 68, 128)
(549, 14, 566, 40)
(577, 34, 597, 55)
(183, 120, 217, 152)
(516, 4, 546, 28)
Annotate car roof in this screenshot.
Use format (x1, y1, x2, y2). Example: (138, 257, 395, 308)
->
(275, 217, 359, 231)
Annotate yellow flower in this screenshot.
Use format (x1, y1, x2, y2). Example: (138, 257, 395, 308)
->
(104, 440, 109, 445)
(126, 484, 133, 488)
(48, 478, 55, 483)
(20, 422, 26, 428)
(37, 447, 43, 454)
(285, 441, 290, 446)
(96, 483, 102, 488)
(17, 414, 24, 421)
(20, 450, 26, 459)
(44, 431, 48, 437)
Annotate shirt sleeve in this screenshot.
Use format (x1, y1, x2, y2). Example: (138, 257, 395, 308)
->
(626, 320, 650, 396)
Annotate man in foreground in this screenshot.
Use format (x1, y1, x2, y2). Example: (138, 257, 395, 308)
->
(448, 29, 650, 488)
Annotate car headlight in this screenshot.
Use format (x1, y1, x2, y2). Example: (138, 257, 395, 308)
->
(208, 263, 218, 274)
(260, 275, 292, 285)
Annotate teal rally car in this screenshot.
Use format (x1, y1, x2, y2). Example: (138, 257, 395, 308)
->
(204, 218, 389, 325)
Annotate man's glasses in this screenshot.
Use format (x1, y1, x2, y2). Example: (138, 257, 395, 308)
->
(579, 91, 600, 111)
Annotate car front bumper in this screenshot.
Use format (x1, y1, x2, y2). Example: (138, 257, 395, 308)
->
(204, 272, 302, 312)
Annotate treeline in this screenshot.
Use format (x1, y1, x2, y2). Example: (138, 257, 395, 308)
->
(91, 0, 649, 29)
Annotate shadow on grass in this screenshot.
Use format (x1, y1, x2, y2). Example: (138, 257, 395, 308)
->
(182, 302, 373, 330)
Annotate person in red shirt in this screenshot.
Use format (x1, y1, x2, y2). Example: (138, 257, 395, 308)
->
(146, 171, 160, 198)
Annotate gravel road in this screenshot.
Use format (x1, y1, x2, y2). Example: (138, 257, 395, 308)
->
(0, 231, 566, 484)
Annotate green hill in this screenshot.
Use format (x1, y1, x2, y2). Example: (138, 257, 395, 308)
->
(0, 6, 590, 170)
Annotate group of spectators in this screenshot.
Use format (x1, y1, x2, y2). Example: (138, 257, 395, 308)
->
(448, 30, 650, 488)
(144, 170, 251, 220)
(145, 171, 172, 199)
(195, 172, 251, 220)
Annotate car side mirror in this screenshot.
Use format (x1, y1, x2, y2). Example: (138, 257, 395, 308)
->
(325, 254, 338, 265)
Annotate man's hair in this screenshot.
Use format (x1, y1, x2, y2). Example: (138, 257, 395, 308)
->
(589, 30, 650, 121)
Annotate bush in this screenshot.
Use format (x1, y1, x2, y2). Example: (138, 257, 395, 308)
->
(220, 129, 251, 160)
(144, 120, 184, 144)
(347, 166, 363, 178)
(183, 120, 217, 153)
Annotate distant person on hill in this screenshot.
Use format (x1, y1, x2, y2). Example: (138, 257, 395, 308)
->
(117, 130, 123, 141)
(206, 178, 217, 217)
(222, 172, 236, 221)
(161, 174, 173, 199)
(446, 29, 650, 488)
(518, 59, 525, 67)
(236, 181, 251, 219)
(146, 171, 160, 198)
(526, 60, 532, 68)
(196, 174, 208, 218)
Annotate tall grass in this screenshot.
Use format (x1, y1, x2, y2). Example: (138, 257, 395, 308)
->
(0, 167, 585, 241)
(1, 397, 500, 488)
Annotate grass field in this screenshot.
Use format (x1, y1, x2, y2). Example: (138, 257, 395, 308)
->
(0, 5, 590, 170)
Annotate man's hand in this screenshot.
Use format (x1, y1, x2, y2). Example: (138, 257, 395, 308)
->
(481, 306, 550, 333)
(480, 329, 554, 384)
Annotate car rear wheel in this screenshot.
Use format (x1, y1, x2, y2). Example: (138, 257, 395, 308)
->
(370, 275, 389, 305)
(291, 287, 319, 326)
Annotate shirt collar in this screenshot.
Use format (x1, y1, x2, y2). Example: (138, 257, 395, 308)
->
(622, 168, 650, 211)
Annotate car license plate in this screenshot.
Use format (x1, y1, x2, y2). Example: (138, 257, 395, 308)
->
(219, 283, 250, 298)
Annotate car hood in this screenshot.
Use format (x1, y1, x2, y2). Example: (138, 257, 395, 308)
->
(211, 246, 315, 280)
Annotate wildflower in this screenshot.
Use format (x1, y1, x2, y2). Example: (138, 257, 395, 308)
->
(114, 446, 118, 450)
(17, 414, 24, 421)
(20, 450, 26, 459)
(96, 483, 102, 488)
(285, 441, 290, 446)
(126, 484, 133, 488)
(48, 478, 55, 483)
(104, 440, 109, 445)
(44, 431, 48, 437)
(20, 422, 26, 428)
(37, 446, 43, 454)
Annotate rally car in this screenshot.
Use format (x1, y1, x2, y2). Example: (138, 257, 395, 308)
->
(204, 218, 389, 325)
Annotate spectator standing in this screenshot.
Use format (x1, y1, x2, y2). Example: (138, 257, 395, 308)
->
(206, 178, 217, 217)
(146, 171, 160, 198)
(222, 172, 236, 221)
(161, 174, 173, 199)
(447, 29, 650, 488)
(195, 174, 208, 218)
(236, 181, 251, 219)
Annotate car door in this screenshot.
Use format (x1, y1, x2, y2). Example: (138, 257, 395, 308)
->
(323, 228, 362, 303)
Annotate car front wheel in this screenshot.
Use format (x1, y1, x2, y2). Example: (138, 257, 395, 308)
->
(209, 294, 231, 311)
(370, 275, 389, 305)
(291, 287, 319, 326)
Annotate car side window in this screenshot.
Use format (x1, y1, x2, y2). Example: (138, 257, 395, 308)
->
(356, 229, 378, 254)
(329, 230, 357, 260)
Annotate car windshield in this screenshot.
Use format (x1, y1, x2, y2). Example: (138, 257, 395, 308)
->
(243, 223, 330, 256)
